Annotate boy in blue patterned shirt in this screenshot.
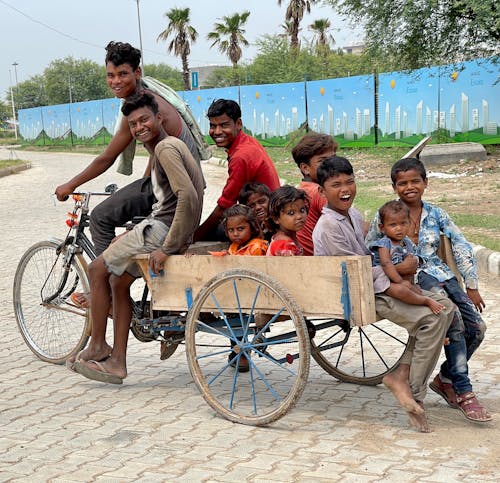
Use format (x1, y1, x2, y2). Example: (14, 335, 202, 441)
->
(365, 157, 491, 423)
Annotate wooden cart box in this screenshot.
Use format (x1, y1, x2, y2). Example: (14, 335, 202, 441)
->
(135, 254, 376, 326)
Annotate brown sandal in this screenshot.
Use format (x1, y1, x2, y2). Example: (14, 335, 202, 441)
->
(456, 392, 492, 422)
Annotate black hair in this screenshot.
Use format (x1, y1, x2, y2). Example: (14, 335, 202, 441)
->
(121, 91, 158, 116)
(238, 182, 272, 205)
(378, 200, 410, 224)
(390, 157, 427, 184)
(268, 185, 309, 230)
(222, 204, 262, 239)
(316, 156, 354, 186)
(206, 99, 241, 121)
(105, 41, 141, 70)
(291, 132, 338, 167)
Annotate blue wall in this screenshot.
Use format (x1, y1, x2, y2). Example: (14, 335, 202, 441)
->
(18, 58, 500, 147)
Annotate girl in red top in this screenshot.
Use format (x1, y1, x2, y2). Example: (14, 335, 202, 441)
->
(266, 186, 309, 256)
(221, 204, 268, 256)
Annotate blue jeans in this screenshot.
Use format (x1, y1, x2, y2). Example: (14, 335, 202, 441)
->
(418, 272, 486, 394)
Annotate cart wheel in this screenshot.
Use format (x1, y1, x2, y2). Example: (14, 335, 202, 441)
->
(310, 318, 411, 386)
(13, 240, 90, 364)
(185, 269, 310, 426)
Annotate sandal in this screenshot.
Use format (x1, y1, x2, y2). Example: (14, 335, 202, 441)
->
(456, 392, 492, 422)
(429, 374, 459, 409)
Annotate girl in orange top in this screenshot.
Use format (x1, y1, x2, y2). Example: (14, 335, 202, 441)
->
(221, 204, 268, 256)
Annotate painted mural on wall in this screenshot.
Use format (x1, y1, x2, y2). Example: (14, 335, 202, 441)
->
(379, 58, 500, 146)
(18, 58, 499, 147)
(307, 75, 375, 147)
(239, 82, 307, 146)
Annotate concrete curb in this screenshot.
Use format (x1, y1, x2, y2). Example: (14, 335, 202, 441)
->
(0, 162, 31, 178)
(473, 244, 500, 277)
(204, 157, 499, 278)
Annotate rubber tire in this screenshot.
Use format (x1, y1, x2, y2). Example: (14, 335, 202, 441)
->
(310, 319, 411, 386)
(13, 240, 90, 364)
(185, 269, 310, 426)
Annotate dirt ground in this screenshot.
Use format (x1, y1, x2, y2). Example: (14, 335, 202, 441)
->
(349, 146, 500, 246)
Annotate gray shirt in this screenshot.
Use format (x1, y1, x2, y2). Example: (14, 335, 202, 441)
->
(313, 205, 390, 294)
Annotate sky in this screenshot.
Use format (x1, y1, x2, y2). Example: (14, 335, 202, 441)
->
(0, 0, 363, 103)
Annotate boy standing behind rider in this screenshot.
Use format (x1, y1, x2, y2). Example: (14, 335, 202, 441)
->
(55, 41, 203, 256)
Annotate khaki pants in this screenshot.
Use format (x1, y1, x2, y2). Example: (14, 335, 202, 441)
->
(375, 290, 455, 401)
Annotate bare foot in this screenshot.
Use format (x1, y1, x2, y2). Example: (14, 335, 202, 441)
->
(70, 292, 90, 308)
(425, 297, 445, 315)
(66, 343, 112, 366)
(408, 402, 431, 433)
(383, 364, 424, 415)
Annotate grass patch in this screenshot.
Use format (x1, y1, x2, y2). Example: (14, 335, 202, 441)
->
(0, 159, 27, 169)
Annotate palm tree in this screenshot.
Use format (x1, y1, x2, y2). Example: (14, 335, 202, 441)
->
(157, 7, 198, 90)
(277, 0, 319, 49)
(207, 11, 250, 68)
(309, 18, 335, 50)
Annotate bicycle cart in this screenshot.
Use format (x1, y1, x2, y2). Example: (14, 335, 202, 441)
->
(13, 190, 410, 426)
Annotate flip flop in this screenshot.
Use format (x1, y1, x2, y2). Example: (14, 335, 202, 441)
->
(65, 349, 85, 373)
(65, 349, 112, 373)
(73, 360, 124, 385)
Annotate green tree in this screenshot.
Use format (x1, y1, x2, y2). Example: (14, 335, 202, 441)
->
(13, 75, 49, 109)
(157, 7, 198, 90)
(245, 35, 375, 85)
(0, 99, 10, 126)
(44, 57, 107, 105)
(309, 18, 335, 49)
(324, 0, 500, 69)
(277, 1, 320, 49)
(143, 63, 183, 91)
(207, 11, 251, 68)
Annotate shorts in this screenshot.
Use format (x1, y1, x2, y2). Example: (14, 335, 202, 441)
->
(102, 218, 169, 278)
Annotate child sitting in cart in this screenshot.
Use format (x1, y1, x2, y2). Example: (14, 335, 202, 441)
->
(292, 132, 338, 255)
(369, 200, 445, 314)
(312, 156, 455, 432)
(214, 204, 268, 256)
(238, 182, 273, 241)
(266, 185, 308, 256)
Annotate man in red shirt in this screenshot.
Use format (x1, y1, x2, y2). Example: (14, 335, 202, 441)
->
(194, 99, 280, 241)
(293, 132, 338, 255)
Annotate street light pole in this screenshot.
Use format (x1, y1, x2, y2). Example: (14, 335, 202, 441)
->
(9, 69, 18, 140)
(12, 62, 19, 85)
(135, 0, 145, 72)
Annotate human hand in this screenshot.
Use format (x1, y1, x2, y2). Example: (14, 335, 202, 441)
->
(55, 182, 75, 201)
(396, 255, 418, 275)
(467, 288, 485, 312)
(149, 249, 167, 275)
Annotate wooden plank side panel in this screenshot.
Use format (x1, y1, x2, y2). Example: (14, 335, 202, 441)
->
(134, 255, 377, 324)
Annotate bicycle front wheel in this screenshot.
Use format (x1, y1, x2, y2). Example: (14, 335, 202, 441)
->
(13, 240, 91, 364)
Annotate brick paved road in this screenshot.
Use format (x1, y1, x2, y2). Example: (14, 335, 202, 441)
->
(0, 148, 498, 482)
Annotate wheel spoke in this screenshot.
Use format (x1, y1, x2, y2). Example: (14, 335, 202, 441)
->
(186, 269, 310, 425)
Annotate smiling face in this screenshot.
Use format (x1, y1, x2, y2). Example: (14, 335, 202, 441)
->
(208, 113, 242, 149)
(379, 210, 410, 242)
(274, 199, 308, 235)
(246, 192, 270, 222)
(106, 62, 141, 98)
(319, 173, 356, 216)
(300, 148, 336, 182)
(127, 106, 161, 145)
(225, 215, 252, 245)
(392, 168, 428, 206)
